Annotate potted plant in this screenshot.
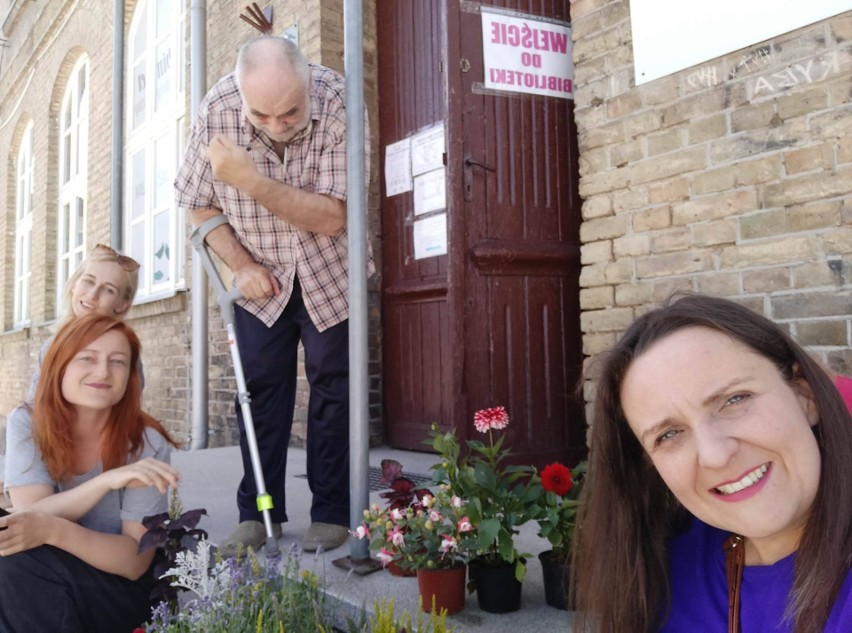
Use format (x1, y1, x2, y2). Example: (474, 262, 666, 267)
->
(357, 485, 477, 614)
(427, 406, 540, 614)
(533, 460, 587, 610)
(375, 458, 432, 576)
(139, 489, 208, 613)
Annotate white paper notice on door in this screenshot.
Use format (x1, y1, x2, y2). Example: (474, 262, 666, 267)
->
(410, 123, 445, 176)
(384, 138, 412, 197)
(413, 167, 446, 216)
(413, 213, 447, 260)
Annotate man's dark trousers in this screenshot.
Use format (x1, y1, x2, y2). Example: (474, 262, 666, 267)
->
(233, 278, 350, 527)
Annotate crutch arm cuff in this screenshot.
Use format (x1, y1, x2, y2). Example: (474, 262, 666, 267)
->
(190, 214, 231, 247)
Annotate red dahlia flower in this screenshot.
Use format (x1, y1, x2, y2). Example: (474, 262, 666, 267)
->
(541, 462, 573, 496)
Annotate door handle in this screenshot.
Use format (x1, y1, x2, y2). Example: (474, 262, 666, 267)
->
(464, 157, 495, 172)
(464, 156, 495, 201)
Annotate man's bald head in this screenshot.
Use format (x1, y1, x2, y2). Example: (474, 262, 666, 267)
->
(235, 36, 310, 88)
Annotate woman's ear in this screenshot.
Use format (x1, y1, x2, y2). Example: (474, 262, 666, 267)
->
(791, 363, 819, 427)
(113, 298, 131, 316)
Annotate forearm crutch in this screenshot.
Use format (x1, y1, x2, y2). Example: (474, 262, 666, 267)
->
(190, 215, 279, 556)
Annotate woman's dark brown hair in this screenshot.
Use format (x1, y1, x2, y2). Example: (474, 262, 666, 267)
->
(570, 293, 852, 633)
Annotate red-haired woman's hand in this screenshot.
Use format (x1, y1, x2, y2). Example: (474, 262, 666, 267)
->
(100, 457, 180, 494)
(0, 508, 60, 555)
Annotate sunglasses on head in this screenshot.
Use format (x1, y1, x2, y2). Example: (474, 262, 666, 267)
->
(93, 243, 140, 272)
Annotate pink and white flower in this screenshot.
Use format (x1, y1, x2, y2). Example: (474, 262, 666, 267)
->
(439, 534, 457, 554)
(457, 516, 473, 533)
(473, 406, 510, 433)
(451, 495, 464, 508)
(390, 526, 405, 548)
(390, 507, 404, 521)
(377, 547, 395, 566)
(429, 509, 443, 522)
(353, 523, 370, 539)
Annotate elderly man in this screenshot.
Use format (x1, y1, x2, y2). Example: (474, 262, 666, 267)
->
(176, 36, 367, 554)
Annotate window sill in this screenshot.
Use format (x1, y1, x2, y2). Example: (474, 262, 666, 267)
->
(127, 288, 188, 319)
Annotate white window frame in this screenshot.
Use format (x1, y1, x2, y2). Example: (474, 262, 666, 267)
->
(14, 122, 34, 328)
(57, 56, 89, 306)
(124, 0, 186, 300)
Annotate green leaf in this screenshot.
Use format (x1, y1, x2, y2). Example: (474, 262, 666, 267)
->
(497, 529, 514, 561)
(515, 559, 526, 582)
(478, 517, 500, 547)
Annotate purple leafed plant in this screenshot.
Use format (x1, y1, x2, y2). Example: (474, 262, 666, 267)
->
(378, 459, 431, 511)
(139, 498, 208, 611)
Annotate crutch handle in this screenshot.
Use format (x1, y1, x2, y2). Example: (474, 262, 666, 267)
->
(190, 215, 244, 324)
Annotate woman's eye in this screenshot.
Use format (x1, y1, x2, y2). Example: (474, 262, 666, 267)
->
(110, 358, 128, 367)
(655, 429, 679, 446)
(104, 287, 116, 295)
(724, 393, 749, 408)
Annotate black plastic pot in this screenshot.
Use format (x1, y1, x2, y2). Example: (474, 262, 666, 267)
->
(538, 550, 569, 610)
(468, 558, 523, 613)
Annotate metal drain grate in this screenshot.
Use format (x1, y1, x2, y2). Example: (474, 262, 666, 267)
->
(296, 466, 432, 492)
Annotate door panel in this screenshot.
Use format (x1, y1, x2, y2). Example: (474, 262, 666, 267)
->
(379, 1, 585, 466)
(453, 0, 584, 467)
(378, 0, 452, 449)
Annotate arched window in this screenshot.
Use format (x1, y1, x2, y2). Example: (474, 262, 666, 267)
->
(14, 122, 34, 327)
(57, 56, 89, 299)
(125, 0, 185, 299)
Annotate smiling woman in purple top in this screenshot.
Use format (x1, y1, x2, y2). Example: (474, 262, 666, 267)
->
(570, 293, 852, 633)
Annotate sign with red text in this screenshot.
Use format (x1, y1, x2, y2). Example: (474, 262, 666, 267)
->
(481, 8, 573, 99)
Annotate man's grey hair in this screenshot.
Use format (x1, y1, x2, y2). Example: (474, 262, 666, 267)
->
(235, 36, 310, 88)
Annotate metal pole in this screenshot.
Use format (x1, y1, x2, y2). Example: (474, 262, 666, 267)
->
(189, 0, 210, 449)
(110, 0, 125, 248)
(344, 0, 369, 561)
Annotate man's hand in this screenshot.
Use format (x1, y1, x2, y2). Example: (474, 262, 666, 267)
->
(234, 261, 281, 301)
(208, 135, 259, 190)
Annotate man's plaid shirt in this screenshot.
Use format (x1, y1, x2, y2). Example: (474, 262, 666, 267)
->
(175, 64, 371, 331)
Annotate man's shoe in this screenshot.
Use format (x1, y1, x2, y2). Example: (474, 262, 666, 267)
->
(218, 520, 282, 558)
(301, 522, 349, 552)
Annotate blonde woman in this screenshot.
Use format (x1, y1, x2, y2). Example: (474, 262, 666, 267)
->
(28, 243, 140, 399)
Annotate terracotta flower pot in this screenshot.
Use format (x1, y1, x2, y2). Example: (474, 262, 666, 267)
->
(468, 558, 523, 613)
(416, 564, 467, 615)
(387, 559, 416, 577)
(538, 550, 569, 610)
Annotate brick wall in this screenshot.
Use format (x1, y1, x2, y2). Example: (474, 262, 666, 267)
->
(570, 1, 852, 415)
(0, 0, 383, 454)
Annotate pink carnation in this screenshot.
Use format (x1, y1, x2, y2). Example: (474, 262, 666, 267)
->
(474, 406, 510, 433)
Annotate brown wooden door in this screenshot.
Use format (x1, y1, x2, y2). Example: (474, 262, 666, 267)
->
(379, 1, 584, 468)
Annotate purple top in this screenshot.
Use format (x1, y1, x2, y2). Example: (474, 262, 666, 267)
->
(661, 518, 851, 632)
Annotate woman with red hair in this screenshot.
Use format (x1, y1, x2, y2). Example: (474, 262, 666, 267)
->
(0, 314, 179, 632)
